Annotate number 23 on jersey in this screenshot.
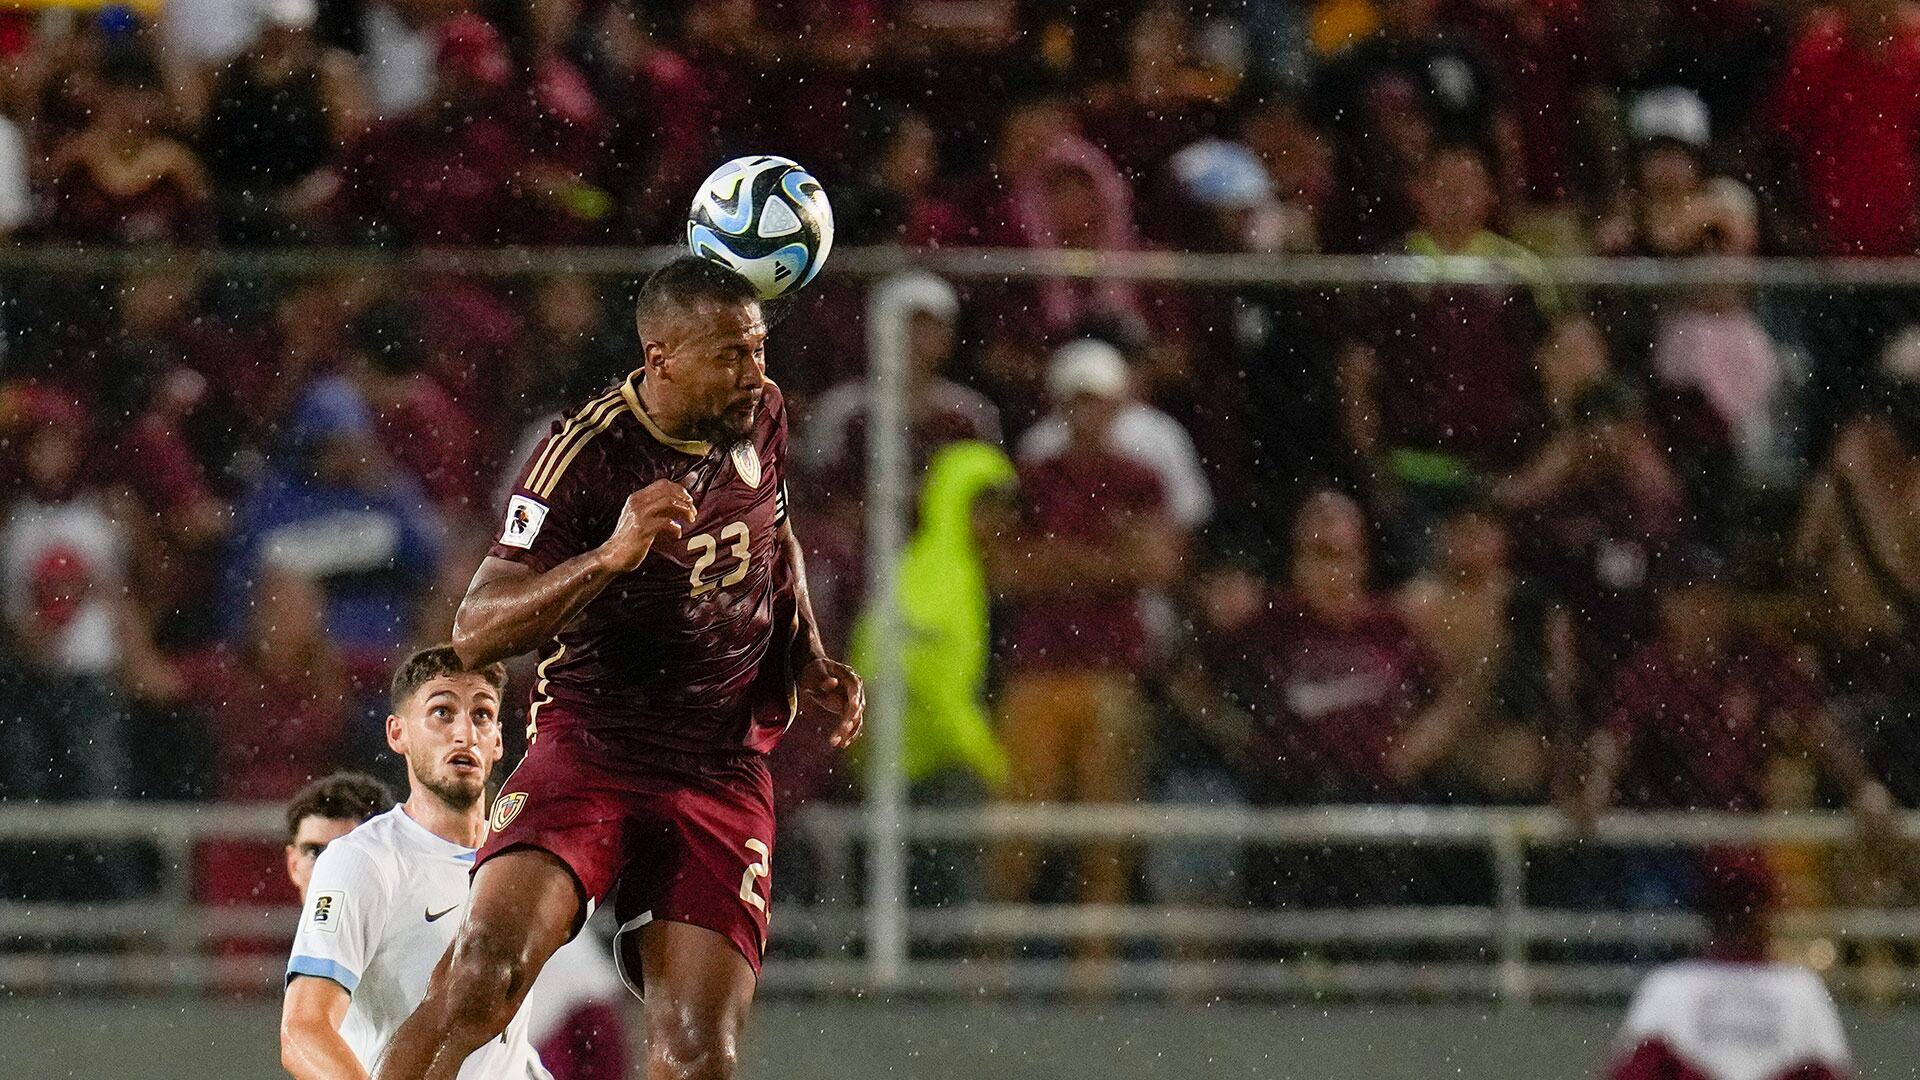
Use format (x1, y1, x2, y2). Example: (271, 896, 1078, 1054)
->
(687, 522, 750, 597)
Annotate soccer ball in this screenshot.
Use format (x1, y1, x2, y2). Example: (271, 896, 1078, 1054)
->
(687, 155, 835, 300)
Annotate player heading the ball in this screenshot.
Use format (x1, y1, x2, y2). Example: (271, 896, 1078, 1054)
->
(373, 257, 863, 1080)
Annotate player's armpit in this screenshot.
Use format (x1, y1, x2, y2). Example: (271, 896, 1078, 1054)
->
(281, 974, 367, 1080)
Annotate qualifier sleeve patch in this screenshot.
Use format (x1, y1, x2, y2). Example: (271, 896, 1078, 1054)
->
(499, 494, 549, 550)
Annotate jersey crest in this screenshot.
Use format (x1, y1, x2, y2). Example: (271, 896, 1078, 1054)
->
(731, 443, 764, 489)
(490, 791, 528, 833)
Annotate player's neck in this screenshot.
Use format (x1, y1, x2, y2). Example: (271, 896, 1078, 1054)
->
(636, 375, 699, 442)
(402, 789, 486, 849)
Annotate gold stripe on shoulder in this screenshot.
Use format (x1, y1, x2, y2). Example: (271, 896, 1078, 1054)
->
(532, 397, 627, 499)
(526, 390, 622, 496)
(525, 390, 618, 495)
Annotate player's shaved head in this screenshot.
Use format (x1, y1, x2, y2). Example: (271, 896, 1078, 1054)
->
(635, 257, 762, 343)
(634, 257, 770, 449)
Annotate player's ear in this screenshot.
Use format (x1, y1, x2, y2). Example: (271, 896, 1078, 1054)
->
(642, 338, 669, 379)
(384, 712, 406, 755)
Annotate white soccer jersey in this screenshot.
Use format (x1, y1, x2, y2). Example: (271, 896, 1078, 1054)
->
(1616, 960, 1851, 1080)
(287, 806, 549, 1080)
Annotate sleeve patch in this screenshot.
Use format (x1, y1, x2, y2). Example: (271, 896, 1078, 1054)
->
(498, 494, 549, 550)
(309, 890, 344, 933)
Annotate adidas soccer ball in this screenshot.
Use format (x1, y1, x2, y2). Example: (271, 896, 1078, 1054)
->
(687, 156, 835, 300)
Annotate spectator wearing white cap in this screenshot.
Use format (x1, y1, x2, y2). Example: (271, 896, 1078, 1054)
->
(803, 273, 1002, 484)
(1017, 338, 1214, 531)
(1596, 87, 1757, 260)
(1596, 87, 1779, 488)
(986, 341, 1182, 963)
(1167, 137, 1317, 255)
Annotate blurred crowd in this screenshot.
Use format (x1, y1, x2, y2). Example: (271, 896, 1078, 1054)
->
(5, 0, 1920, 946)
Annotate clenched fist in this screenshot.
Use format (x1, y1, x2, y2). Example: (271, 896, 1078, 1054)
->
(597, 480, 697, 573)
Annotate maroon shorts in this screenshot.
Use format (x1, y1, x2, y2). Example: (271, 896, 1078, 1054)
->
(475, 725, 776, 981)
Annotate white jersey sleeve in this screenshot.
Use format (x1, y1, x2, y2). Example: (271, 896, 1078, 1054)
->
(287, 841, 392, 994)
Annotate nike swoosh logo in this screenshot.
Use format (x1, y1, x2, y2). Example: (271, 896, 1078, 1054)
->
(425, 905, 459, 922)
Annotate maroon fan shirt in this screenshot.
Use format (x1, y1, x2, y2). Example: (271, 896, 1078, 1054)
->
(488, 372, 799, 756)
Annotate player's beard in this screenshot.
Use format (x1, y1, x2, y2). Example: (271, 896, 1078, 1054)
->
(411, 750, 486, 813)
(695, 404, 755, 450)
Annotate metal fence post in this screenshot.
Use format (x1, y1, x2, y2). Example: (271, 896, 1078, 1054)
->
(1492, 821, 1529, 1008)
(861, 274, 947, 990)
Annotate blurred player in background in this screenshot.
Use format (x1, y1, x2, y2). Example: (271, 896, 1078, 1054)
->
(281, 646, 548, 1080)
(284, 771, 394, 901)
(375, 257, 864, 1080)
(1605, 851, 1851, 1080)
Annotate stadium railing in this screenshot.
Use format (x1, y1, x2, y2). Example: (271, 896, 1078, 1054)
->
(3, 801, 1918, 1002)
(8, 246, 1920, 1002)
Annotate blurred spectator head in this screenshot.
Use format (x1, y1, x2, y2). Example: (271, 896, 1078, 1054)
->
(341, 299, 431, 418)
(1194, 554, 1270, 638)
(1628, 87, 1711, 198)
(1040, 155, 1113, 250)
(1125, 0, 1192, 80)
(348, 299, 426, 377)
(248, 566, 332, 671)
(287, 375, 378, 486)
(1570, 377, 1649, 465)
(863, 103, 941, 199)
(1436, 498, 1510, 582)
(1235, 87, 1321, 180)
(1047, 338, 1131, 448)
(1873, 325, 1920, 452)
(284, 770, 392, 897)
(533, 274, 604, 343)
(1376, 0, 1440, 40)
(901, 274, 961, 380)
(256, 0, 317, 40)
(1171, 138, 1277, 251)
(1290, 490, 1370, 619)
(435, 14, 513, 104)
(1413, 141, 1496, 240)
(94, 48, 164, 140)
(1653, 544, 1733, 651)
(6, 388, 93, 501)
(1696, 847, 1776, 957)
(995, 85, 1077, 176)
(116, 266, 199, 337)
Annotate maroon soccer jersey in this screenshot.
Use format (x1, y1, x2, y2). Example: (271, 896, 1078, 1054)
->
(488, 371, 799, 755)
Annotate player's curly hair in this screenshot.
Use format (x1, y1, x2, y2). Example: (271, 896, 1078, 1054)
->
(635, 256, 762, 338)
(389, 644, 508, 710)
(284, 772, 394, 840)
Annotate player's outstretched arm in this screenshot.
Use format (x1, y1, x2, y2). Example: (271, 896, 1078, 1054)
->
(453, 480, 696, 668)
(281, 976, 367, 1080)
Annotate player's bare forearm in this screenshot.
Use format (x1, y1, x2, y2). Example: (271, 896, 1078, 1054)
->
(455, 481, 698, 667)
(777, 519, 829, 667)
(779, 518, 865, 746)
(451, 553, 622, 669)
(281, 977, 366, 1080)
